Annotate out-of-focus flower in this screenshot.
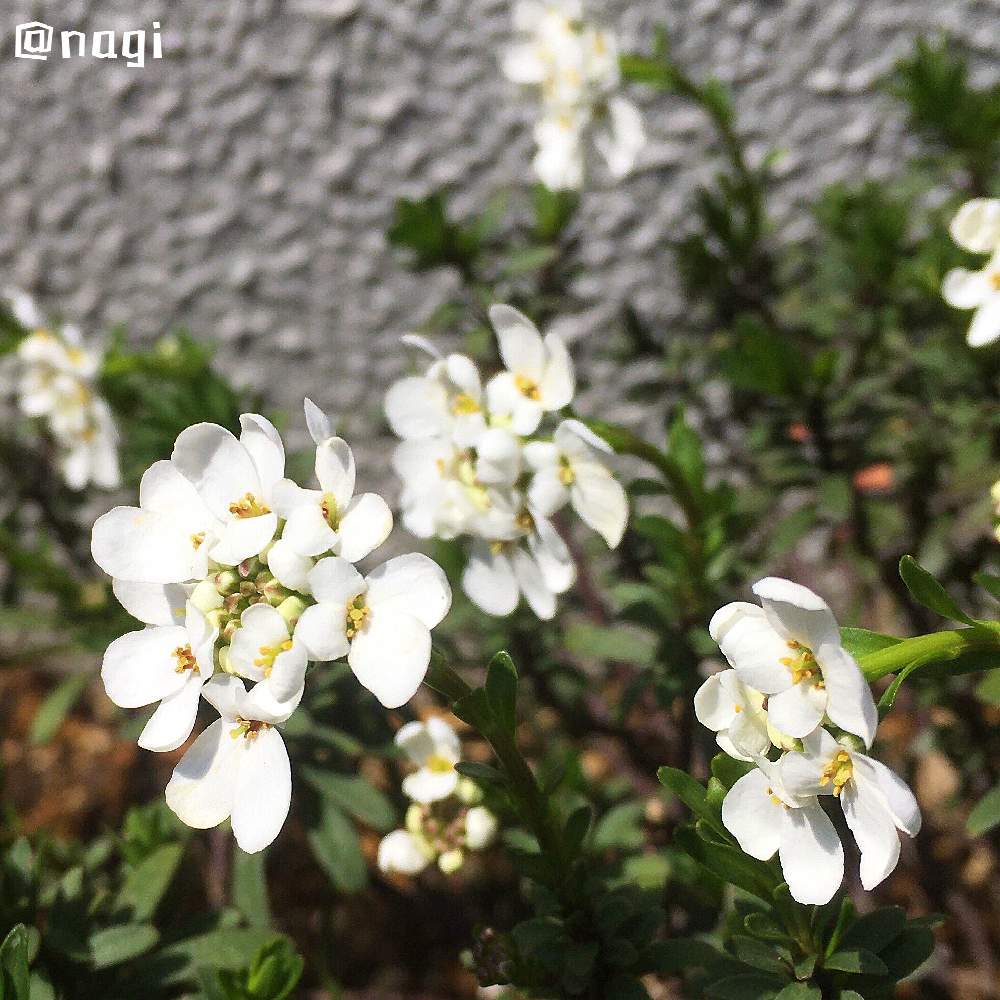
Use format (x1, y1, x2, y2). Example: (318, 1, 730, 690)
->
(396, 717, 462, 803)
(693, 669, 771, 761)
(942, 198, 1000, 347)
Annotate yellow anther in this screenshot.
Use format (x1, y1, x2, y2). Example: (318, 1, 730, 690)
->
(320, 492, 340, 529)
(991, 272, 1000, 291)
(819, 750, 854, 796)
(230, 717, 271, 741)
(733, 704, 742, 713)
(254, 640, 293, 678)
(558, 456, 575, 486)
(780, 640, 821, 685)
(766, 786, 785, 808)
(451, 393, 481, 416)
(489, 540, 505, 556)
(436, 458, 447, 476)
(516, 509, 535, 533)
(514, 373, 541, 400)
(228, 493, 271, 518)
(190, 531, 206, 550)
(427, 754, 454, 774)
(345, 595, 370, 639)
(173, 644, 199, 675)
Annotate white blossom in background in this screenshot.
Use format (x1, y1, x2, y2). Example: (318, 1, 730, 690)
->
(942, 198, 1000, 347)
(91, 400, 453, 853)
(6, 290, 121, 490)
(378, 718, 498, 877)
(386, 304, 626, 621)
(699, 576, 922, 905)
(502, 1, 646, 190)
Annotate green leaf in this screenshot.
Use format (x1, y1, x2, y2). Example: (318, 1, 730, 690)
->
(306, 800, 367, 893)
(839, 905, 906, 954)
(117, 842, 184, 922)
(743, 913, 792, 944)
(88, 924, 160, 969)
(637, 938, 722, 974)
(500, 245, 560, 277)
(0, 925, 31, 1000)
(974, 571, 1000, 602)
(301, 768, 395, 832)
(711, 753, 754, 791)
(451, 687, 493, 731)
(774, 986, 821, 1000)
(232, 847, 272, 929)
(564, 622, 657, 666)
(898, 555, 975, 624)
(145, 929, 280, 988)
(563, 805, 592, 855)
(967, 783, 1000, 836)
(668, 409, 705, 491)
(823, 949, 888, 975)
(604, 973, 651, 1000)
(879, 925, 935, 980)
(532, 184, 578, 241)
(592, 802, 645, 851)
(454, 761, 507, 786)
(839, 627, 901, 659)
(29, 674, 90, 745)
(730, 935, 787, 974)
(705, 973, 784, 999)
(244, 938, 304, 1000)
(975, 670, 1000, 705)
(485, 651, 518, 737)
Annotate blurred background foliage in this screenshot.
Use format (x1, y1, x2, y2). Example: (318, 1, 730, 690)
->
(2, 28, 1000, 1000)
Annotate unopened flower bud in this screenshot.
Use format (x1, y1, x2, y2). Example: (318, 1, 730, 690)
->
(222, 618, 240, 643)
(212, 570, 240, 596)
(217, 644, 232, 674)
(836, 731, 866, 754)
(276, 596, 307, 628)
(438, 849, 464, 874)
(191, 577, 225, 613)
(238, 557, 262, 580)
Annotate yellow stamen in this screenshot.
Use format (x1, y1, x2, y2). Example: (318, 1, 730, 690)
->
(229, 493, 271, 518)
(173, 644, 199, 674)
(766, 786, 784, 807)
(345, 595, 370, 639)
(190, 531, 206, 550)
(230, 717, 271, 741)
(779, 639, 824, 686)
(427, 753, 454, 774)
(516, 509, 535, 533)
(254, 640, 293, 678)
(514, 373, 541, 401)
(320, 492, 339, 529)
(451, 393, 481, 416)
(818, 750, 854, 797)
(991, 272, 1000, 291)
(558, 455, 575, 485)
(733, 704, 742, 713)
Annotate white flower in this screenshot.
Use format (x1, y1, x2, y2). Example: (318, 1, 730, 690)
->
(377, 829, 432, 875)
(781, 729, 921, 891)
(227, 603, 309, 704)
(942, 198, 1000, 347)
(722, 758, 844, 906)
(171, 414, 285, 567)
(461, 513, 575, 620)
(532, 109, 587, 191)
(396, 717, 462, 804)
(165, 675, 300, 854)
(524, 418, 627, 547)
(485, 305, 574, 435)
(101, 601, 217, 753)
(710, 578, 878, 747)
(385, 337, 487, 448)
(294, 553, 452, 708)
(693, 669, 771, 762)
(272, 433, 392, 561)
(593, 95, 646, 180)
(464, 805, 499, 850)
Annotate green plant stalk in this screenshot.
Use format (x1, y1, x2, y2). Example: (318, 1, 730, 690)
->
(858, 624, 1000, 682)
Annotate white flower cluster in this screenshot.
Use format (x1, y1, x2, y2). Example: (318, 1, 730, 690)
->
(695, 578, 921, 905)
(91, 401, 452, 853)
(386, 304, 627, 621)
(942, 198, 1000, 347)
(502, 0, 645, 191)
(377, 717, 498, 877)
(6, 291, 120, 490)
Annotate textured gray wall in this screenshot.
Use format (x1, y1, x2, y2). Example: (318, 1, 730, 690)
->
(1, 0, 997, 471)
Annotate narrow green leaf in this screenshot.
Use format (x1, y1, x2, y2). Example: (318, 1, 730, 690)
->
(117, 842, 184, 922)
(454, 761, 506, 786)
(30, 674, 90, 745)
(823, 948, 888, 975)
(705, 973, 784, 999)
(839, 627, 901, 659)
(306, 800, 367, 893)
(967, 783, 1000, 836)
(774, 986, 820, 1000)
(88, 924, 160, 969)
(485, 651, 518, 736)
(232, 847, 272, 929)
(0, 925, 31, 1000)
(898, 555, 975, 624)
(301, 768, 395, 832)
(839, 905, 906, 954)
(451, 687, 493, 731)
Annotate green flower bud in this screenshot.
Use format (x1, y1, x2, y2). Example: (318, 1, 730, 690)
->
(191, 578, 225, 612)
(276, 596, 307, 628)
(212, 569, 241, 596)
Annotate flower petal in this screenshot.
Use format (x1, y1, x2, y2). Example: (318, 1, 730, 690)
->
(337, 493, 393, 562)
(231, 728, 291, 853)
(727, 699, 772, 760)
(92, 507, 203, 584)
(304, 397, 333, 444)
(489, 304, 546, 380)
(267, 643, 309, 703)
(239, 414, 285, 500)
(209, 513, 278, 566)
(709, 602, 791, 695)
(854, 754, 921, 837)
(950, 198, 1000, 253)
(171, 423, 260, 520)
(817, 643, 878, 747)
(967, 297, 1000, 348)
(365, 553, 452, 630)
(112, 579, 188, 626)
(462, 543, 519, 617)
(527, 467, 569, 518)
(721, 769, 782, 860)
(694, 672, 737, 731)
(384, 376, 450, 440)
(101, 626, 190, 708)
(240, 678, 303, 724)
(778, 802, 844, 905)
(294, 602, 351, 662)
(766, 683, 826, 739)
(465, 806, 498, 850)
(539, 333, 574, 410)
(266, 539, 314, 593)
(315, 438, 356, 508)
(201, 674, 247, 720)
(511, 545, 556, 620)
(308, 556, 365, 605)
(570, 460, 627, 547)
(752, 577, 839, 650)
(395, 720, 438, 765)
(942, 266, 991, 308)
(594, 96, 646, 179)
(377, 829, 430, 875)
(402, 767, 459, 804)
(841, 779, 901, 890)
(138, 677, 203, 752)
(282, 502, 338, 557)
(529, 516, 576, 594)
(348, 610, 431, 708)
(165, 719, 239, 829)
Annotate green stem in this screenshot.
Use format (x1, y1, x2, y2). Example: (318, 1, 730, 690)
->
(858, 624, 1000, 682)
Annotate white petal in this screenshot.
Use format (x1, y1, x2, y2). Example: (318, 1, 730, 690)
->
(486, 372, 543, 435)
(92, 507, 202, 584)
(271, 479, 318, 519)
(348, 610, 431, 708)
(294, 602, 351, 662)
(502, 42, 548, 83)
(780, 729, 840, 798)
(942, 266, 991, 308)
(101, 626, 190, 708)
(201, 674, 248, 720)
(266, 538, 314, 593)
(228, 604, 290, 678)
(778, 803, 843, 905)
(113, 579, 188, 626)
(841, 779, 901, 890)
(950, 198, 1000, 253)
(727, 700, 772, 759)
(209, 513, 278, 566)
(6, 288, 43, 328)
(465, 806, 498, 850)
(476, 428, 523, 486)
(239, 414, 285, 499)
(394, 720, 438, 764)
(556, 418, 614, 455)
(425, 716, 461, 757)
(721, 769, 783, 860)
(377, 830, 430, 875)
(268, 643, 309, 703)
(139, 460, 213, 524)
(766, 683, 826, 739)
(594, 96, 646, 178)
(165, 719, 239, 829)
(854, 754, 921, 837)
(539, 333, 574, 410)
(384, 376, 450, 441)
(282, 502, 338, 557)
(709, 602, 791, 694)
(523, 440, 559, 471)
(303, 397, 333, 445)
(817, 643, 878, 747)
(529, 516, 576, 594)
(570, 460, 627, 547)
(315, 437, 357, 508)
(365, 553, 452, 630)
(308, 556, 366, 605)
(967, 297, 1000, 347)
(138, 678, 203, 752)
(240, 678, 303, 724)
(490, 304, 546, 380)
(528, 468, 569, 517)
(400, 333, 442, 359)
(752, 577, 839, 650)
(337, 493, 393, 562)
(171, 423, 260, 519)
(511, 546, 556, 620)
(402, 767, 459, 804)
(694, 672, 737, 731)
(462, 543, 519, 617)
(231, 728, 292, 853)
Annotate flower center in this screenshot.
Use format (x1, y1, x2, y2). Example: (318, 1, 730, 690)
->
(190, 531, 206, 550)
(173, 644, 199, 674)
(516, 509, 535, 533)
(320, 492, 340, 530)
(780, 640, 824, 688)
(991, 271, 1000, 291)
(230, 717, 271, 741)
(451, 392, 481, 416)
(229, 493, 271, 518)
(427, 753, 454, 774)
(254, 640, 293, 678)
(514, 373, 541, 401)
(765, 786, 785, 808)
(345, 595, 370, 639)
(558, 455, 575, 485)
(819, 750, 854, 796)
